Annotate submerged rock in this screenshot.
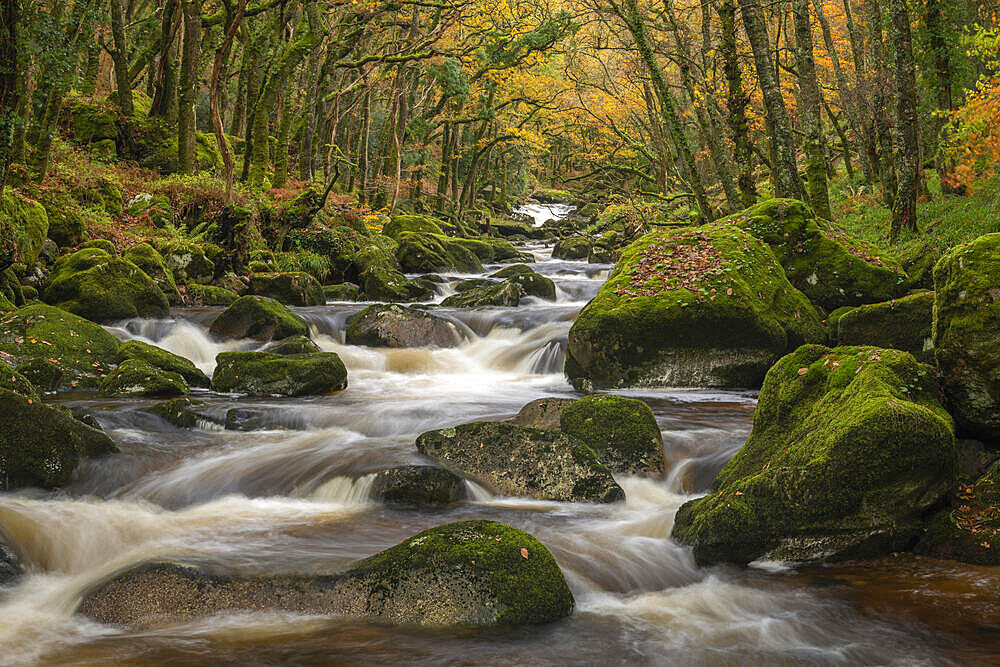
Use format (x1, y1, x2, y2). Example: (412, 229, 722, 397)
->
(346, 304, 461, 348)
(78, 520, 573, 630)
(933, 233, 1000, 440)
(211, 351, 347, 396)
(100, 359, 189, 397)
(0, 389, 117, 489)
(836, 291, 934, 363)
(209, 296, 308, 341)
(370, 466, 467, 507)
(115, 340, 210, 388)
(566, 224, 823, 391)
(559, 394, 664, 475)
(248, 271, 325, 307)
(672, 345, 955, 565)
(416, 421, 624, 503)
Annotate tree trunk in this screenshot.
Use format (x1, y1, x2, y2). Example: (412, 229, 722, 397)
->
(890, 0, 919, 239)
(865, 0, 898, 210)
(791, 0, 831, 218)
(719, 0, 756, 206)
(737, 0, 806, 201)
(111, 0, 134, 116)
(209, 0, 245, 200)
(151, 0, 178, 119)
(177, 0, 201, 174)
(0, 0, 19, 193)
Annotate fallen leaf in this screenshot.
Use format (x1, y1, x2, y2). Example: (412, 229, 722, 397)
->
(520, 548, 529, 559)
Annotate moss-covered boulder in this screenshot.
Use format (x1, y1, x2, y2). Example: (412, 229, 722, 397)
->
(552, 237, 591, 261)
(126, 193, 173, 227)
(261, 335, 321, 355)
(370, 466, 467, 507)
(0, 304, 120, 389)
(559, 394, 664, 475)
(141, 397, 214, 428)
(0, 267, 22, 307)
(416, 421, 624, 503)
(510, 398, 576, 431)
(441, 280, 522, 308)
(346, 304, 462, 348)
(0, 363, 39, 399)
(42, 247, 169, 323)
(915, 459, 1000, 565)
(248, 271, 324, 307)
(836, 291, 935, 363)
(0, 389, 117, 489)
(356, 242, 433, 302)
(187, 283, 238, 306)
(78, 520, 573, 629)
(469, 238, 533, 264)
(209, 296, 308, 341)
(211, 351, 347, 396)
(323, 283, 359, 302)
(65, 94, 118, 144)
(723, 199, 907, 310)
(39, 191, 86, 247)
(99, 359, 189, 397)
(454, 278, 493, 293)
(124, 242, 181, 305)
(154, 240, 214, 283)
(933, 233, 1000, 440)
(490, 265, 555, 301)
(396, 232, 483, 274)
(566, 224, 824, 391)
(672, 345, 956, 565)
(0, 191, 49, 270)
(115, 340, 210, 388)
(588, 245, 618, 264)
(80, 239, 117, 254)
(382, 214, 445, 239)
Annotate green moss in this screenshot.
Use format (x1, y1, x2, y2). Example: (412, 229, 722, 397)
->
(559, 394, 664, 475)
(79, 239, 117, 255)
(0, 192, 49, 269)
(395, 232, 483, 274)
(100, 358, 189, 397)
(383, 214, 445, 239)
(441, 280, 522, 307)
(836, 292, 935, 363)
(0, 363, 39, 399)
(42, 248, 169, 323)
(124, 243, 180, 305)
(552, 237, 591, 261)
(0, 268, 23, 307)
(187, 283, 238, 306)
(347, 520, 573, 626)
(566, 224, 824, 390)
(916, 460, 1000, 565)
(356, 241, 432, 302)
(126, 194, 173, 227)
(672, 345, 955, 565)
(15, 357, 66, 393)
(489, 265, 555, 300)
(261, 335, 320, 355)
(323, 283, 359, 302)
(248, 271, 324, 306)
(153, 240, 214, 283)
(141, 397, 210, 428)
(64, 94, 118, 143)
(211, 351, 347, 396)
(933, 232, 1000, 439)
(533, 188, 575, 204)
(722, 199, 908, 310)
(0, 389, 117, 489)
(208, 295, 308, 341)
(0, 304, 120, 389)
(38, 191, 85, 247)
(115, 340, 209, 388)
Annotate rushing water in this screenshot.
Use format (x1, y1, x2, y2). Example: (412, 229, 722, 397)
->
(0, 243, 998, 665)
(512, 203, 577, 227)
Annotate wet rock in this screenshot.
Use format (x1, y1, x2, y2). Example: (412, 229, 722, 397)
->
(212, 351, 347, 396)
(0, 536, 22, 586)
(142, 397, 216, 428)
(115, 340, 210, 388)
(42, 247, 169, 323)
(209, 295, 308, 341)
(510, 397, 576, 431)
(0, 389, 117, 489)
(224, 407, 291, 432)
(346, 304, 461, 348)
(672, 345, 955, 565)
(933, 233, 1000, 440)
(0, 304, 121, 389)
(560, 394, 664, 475)
(187, 283, 238, 306)
(489, 265, 556, 301)
(454, 278, 493, 293)
(78, 520, 573, 629)
(416, 421, 624, 503)
(248, 271, 325, 307)
(100, 359, 189, 397)
(356, 242, 433, 303)
(723, 199, 907, 310)
(395, 232, 483, 274)
(323, 283, 359, 302)
(587, 245, 618, 264)
(566, 224, 823, 391)
(261, 335, 321, 356)
(836, 291, 934, 363)
(552, 237, 591, 260)
(370, 466, 467, 507)
(441, 280, 522, 308)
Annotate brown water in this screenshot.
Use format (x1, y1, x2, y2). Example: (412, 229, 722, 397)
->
(0, 245, 996, 666)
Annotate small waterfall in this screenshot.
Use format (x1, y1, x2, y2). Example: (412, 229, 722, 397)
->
(512, 203, 577, 227)
(307, 474, 376, 504)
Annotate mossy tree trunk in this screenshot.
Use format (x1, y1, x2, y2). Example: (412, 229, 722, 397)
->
(209, 0, 245, 199)
(271, 77, 296, 188)
(0, 0, 18, 193)
(110, 0, 134, 116)
(864, 0, 898, 211)
(890, 0, 919, 240)
(737, 0, 806, 202)
(177, 0, 201, 174)
(719, 0, 756, 207)
(151, 0, 178, 119)
(791, 0, 831, 219)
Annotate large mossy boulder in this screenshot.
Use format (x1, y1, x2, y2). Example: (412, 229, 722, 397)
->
(211, 351, 347, 396)
(723, 199, 907, 310)
(323, 283, 359, 302)
(370, 466, 467, 507)
(552, 237, 591, 261)
(209, 296, 308, 341)
(836, 291, 934, 363)
(559, 394, 664, 475)
(382, 214, 445, 239)
(187, 283, 238, 306)
(115, 340, 210, 388)
(395, 232, 483, 274)
(566, 224, 824, 391)
(248, 271, 324, 306)
(672, 345, 956, 565)
(933, 233, 1000, 440)
(490, 265, 556, 300)
(441, 280, 522, 308)
(0, 389, 117, 489)
(356, 242, 432, 302)
(346, 304, 462, 348)
(99, 359, 189, 397)
(78, 520, 573, 629)
(42, 247, 169, 323)
(416, 422, 624, 503)
(154, 240, 215, 284)
(0, 304, 120, 389)
(0, 191, 49, 270)
(123, 243, 181, 305)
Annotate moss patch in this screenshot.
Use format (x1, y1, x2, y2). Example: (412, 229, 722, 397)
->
(837, 291, 935, 363)
(560, 394, 665, 475)
(115, 340, 209, 388)
(211, 351, 347, 396)
(209, 296, 308, 341)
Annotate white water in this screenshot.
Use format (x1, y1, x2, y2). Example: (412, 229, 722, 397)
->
(513, 202, 577, 227)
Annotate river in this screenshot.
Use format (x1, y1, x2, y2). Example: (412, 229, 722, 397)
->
(0, 223, 997, 665)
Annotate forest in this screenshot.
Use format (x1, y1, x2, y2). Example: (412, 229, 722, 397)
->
(0, 0, 1000, 663)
